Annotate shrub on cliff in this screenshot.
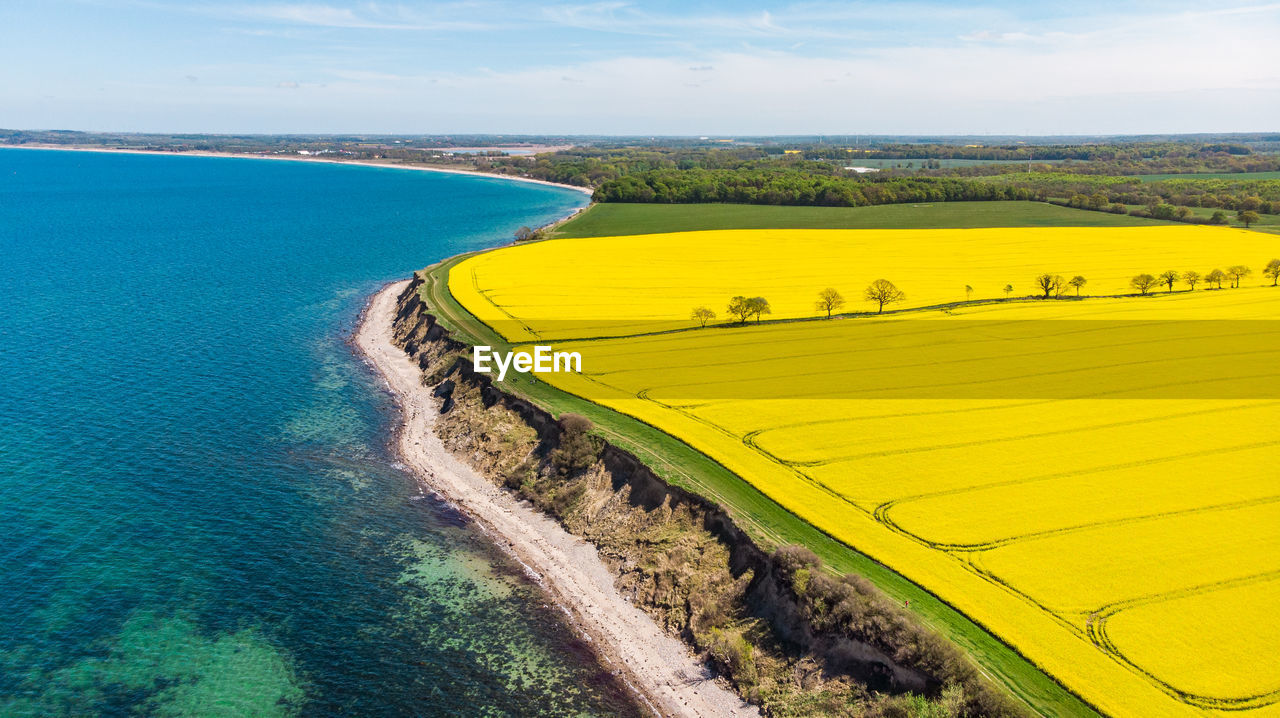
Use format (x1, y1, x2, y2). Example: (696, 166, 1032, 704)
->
(550, 413, 598, 476)
(774, 545, 821, 574)
(706, 627, 759, 689)
(770, 546, 1026, 717)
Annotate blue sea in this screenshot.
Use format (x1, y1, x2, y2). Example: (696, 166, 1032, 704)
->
(0, 149, 634, 716)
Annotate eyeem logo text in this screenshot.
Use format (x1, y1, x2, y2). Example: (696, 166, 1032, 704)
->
(473, 346, 582, 381)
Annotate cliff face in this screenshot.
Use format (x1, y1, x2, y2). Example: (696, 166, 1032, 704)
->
(389, 275, 1019, 717)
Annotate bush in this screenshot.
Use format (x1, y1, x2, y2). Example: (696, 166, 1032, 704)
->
(793, 567, 812, 597)
(707, 628, 759, 687)
(774, 545, 822, 574)
(769, 546, 1026, 717)
(559, 412, 592, 434)
(513, 225, 541, 241)
(549, 413, 598, 476)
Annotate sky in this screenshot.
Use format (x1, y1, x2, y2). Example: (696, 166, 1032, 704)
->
(1, 0, 1278, 135)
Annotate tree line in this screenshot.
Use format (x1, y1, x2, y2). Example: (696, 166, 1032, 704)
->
(488, 144, 1280, 215)
(595, 169, 1037, 207)
(1029, 261, 1280, 299)
(880, 149, 1280, 179)
(995, 173, 1280, 211)
(586, 167, 1278, 218)
(1129, 260, 1280, 293)
(782, 141, 1261, 163)
(688, 260, 1280, 329)
(1058, 193, 1266, 227)
(690, 280, 908, 328)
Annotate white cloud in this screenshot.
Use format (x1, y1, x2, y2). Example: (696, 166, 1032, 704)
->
(7, 0, 1279, 133)
(206, 2, 503, 31)
(188, 1, 1013, 41)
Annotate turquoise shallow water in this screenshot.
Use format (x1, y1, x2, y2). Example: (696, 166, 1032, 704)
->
(0, 149, 634, 716)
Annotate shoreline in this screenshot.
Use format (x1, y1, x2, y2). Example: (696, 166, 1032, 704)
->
(354, 280, 757, 718)
(1, 144, 596, 197)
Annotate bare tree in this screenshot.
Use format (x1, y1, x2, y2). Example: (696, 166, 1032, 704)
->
(815, 288, 845, 318)
(1264, 259, 1280, 286)
(964, 284, 974, 301)
(1003, 284, 1013, 298)
(691, 306, 716, 328)
(1159, 270, 1181, 293)
(746, 296, 772, 324)
(864, 279, 905, 314)
(1130, 273, 1158, 295)
(514, 226, 537, 241)
(1206, 269, 1227, 289)
(727, 296, 752, 324)
(1227, 265, 1252, 288)
(1035, 273, 1064, 299)
(1183, 270, 1201, 290)
(1068, 275, 1088, 296)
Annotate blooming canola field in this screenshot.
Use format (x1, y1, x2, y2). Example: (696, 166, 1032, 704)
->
(449, 226, 1280, 717)
(450, 226, 1278, 341)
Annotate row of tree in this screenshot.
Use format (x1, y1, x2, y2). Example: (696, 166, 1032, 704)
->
(1131, 260, 1280, 293)
(1062, 193, 1266, 227)
(595, 169, 1039, 207)
(898, 151, 1280, 180)
(477, 145, 1280, 216)
(1036, 261, 1280, 299)
(809, 282, 908, 315)
(584, 167, 1279, 216)
(1132, 206, 1263, 228)
(775, 141, 1263, 163)
(690, 281, 909, 328)
(987, 173, 1280, 212)
(1033, 274, 1090, 298)
(691, 261, 1280, 329)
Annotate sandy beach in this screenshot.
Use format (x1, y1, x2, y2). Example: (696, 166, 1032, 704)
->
(355, 280, 757, 718)
(3, 144, 595, 197)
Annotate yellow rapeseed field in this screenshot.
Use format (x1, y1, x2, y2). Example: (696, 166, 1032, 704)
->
(450, 225, 1279, 340)
(450, 226, 1280, 717)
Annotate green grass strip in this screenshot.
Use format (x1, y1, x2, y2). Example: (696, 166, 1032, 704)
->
(549, 200, 1165, 238)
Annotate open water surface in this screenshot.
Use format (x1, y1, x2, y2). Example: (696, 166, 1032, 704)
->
(0, 148, 635, 716)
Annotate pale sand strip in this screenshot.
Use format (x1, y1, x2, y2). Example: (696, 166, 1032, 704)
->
(355, 280, 758, 718)
(2, 144, 595, 196)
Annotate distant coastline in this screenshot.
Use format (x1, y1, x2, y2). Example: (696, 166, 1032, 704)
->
(2, 144, 596, 197)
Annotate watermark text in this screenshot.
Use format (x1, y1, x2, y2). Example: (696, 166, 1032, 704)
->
(473, 346, 582, 381)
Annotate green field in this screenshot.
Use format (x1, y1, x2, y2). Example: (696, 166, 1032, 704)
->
(1135, 171, 1280, 182)
(549, 200, 1163, 238)
(423, 203, 1107, 717)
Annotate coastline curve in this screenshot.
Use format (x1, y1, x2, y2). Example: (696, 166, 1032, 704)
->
(354, 279, 758, 718)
